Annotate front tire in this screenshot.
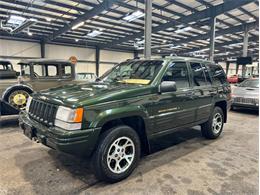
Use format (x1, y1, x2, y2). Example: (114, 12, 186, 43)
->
(92, 125, 141, 183)
(201, 106, 224, 139)
(5, 89, 31, 110)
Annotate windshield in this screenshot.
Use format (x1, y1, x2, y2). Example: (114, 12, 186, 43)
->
(239, 79, 259, 88)
(100, 60, 163, 84)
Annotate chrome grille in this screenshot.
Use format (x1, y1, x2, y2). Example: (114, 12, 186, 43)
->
(234, 97, 257, 104)
(28, 99, 58, 126)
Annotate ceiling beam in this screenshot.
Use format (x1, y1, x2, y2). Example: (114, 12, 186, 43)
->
(97, 0, 255, 49)
(49, 0, 121, 40)
(238, 7, 258, 20)
(149, 22, 258, 53)
(178, 36, 258, 54)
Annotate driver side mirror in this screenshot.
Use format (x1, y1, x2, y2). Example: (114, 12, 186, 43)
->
(158, 81, 177, 93)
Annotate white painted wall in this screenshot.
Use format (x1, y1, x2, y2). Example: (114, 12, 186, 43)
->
(45, 44, 95, 61)
(0, 39, 41, 71)
(100, 50, 133, 62)
(0, 39, 134, 75)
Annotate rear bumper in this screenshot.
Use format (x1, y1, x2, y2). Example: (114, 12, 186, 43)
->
(19, 111, 101, 157)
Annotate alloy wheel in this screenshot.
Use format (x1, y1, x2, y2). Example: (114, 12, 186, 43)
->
(107, 136, 135, 174)
(212, 113, 223, 134)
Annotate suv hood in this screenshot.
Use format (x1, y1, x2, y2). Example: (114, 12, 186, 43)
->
(233, 86, 259, 98)
(35, 82, 153, 107)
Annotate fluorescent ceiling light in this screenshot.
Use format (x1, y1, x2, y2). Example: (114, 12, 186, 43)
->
(215, 35, 224, 39)
(72, 21, 84, 30)
(11, 19, 37, 34)
(136, 39, 144, 45)
(175, 26, 192, 34)
(123, 10, 144, 22)
(170, 45, 181, 49)
(27, 29, 32, 36)
(45, 17, 52, 22)
(75, 39, 79, 42)
(7, 15, 26, 25)
(87, 29, 103, 37)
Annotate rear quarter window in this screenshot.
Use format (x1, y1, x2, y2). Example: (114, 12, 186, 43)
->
(206, 64, 227, 85)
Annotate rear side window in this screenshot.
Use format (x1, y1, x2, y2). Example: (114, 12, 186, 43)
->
(206, 64, 226, 85)
(190, 62, 207, 86)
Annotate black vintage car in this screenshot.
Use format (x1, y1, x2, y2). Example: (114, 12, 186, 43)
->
(0, 60, 18, 79)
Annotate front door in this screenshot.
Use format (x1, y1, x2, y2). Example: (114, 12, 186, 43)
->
(151, 61, 196, 135)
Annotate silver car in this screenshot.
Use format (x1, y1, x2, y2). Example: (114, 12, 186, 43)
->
(231, 78, 259, 110)
(76, 72, 97, 82)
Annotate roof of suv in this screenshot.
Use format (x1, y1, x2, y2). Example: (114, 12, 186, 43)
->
(164, 56, 211, 63)
(18, 58, 73, 65)
(131, 56, 213, 64)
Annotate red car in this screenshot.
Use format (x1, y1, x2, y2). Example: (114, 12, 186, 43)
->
(227, 74, 239, 83)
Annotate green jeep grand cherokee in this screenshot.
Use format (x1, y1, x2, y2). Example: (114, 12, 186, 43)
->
(19, 57, 231, 182)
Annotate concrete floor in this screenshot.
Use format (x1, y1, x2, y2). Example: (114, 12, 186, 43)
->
(0, 109, 258, 195)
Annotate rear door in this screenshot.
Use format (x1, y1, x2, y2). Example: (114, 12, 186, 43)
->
(151, 61, 196, 134)
(189, 62, 213, 122)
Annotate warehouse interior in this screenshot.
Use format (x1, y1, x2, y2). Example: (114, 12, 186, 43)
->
(0, 0, 259, 194)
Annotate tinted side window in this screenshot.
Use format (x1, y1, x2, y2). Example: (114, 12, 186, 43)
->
(162, 62, 190, 89)
(190, 62, 207, 86)
(206, 64, 226, 85)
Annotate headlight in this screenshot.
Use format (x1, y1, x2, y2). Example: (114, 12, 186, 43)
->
(26, 96, 32, 112)
(55, 106, 83, 130)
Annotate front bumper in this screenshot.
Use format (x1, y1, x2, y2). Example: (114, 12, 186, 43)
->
(19, 111, 101, 157)
(231, 102, 259, 110)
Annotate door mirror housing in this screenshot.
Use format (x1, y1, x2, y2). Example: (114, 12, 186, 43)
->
(159, 81, 177, 93)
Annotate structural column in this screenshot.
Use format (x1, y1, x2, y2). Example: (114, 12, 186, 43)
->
(134, 50, 139, 59)
(40, 40, 45, 58)
(95, 47, 100, 77)
(144, 0, 152, 59)
(209, 16, 216, 62)
(242, 25, 249, 78)
(226, 61, 230, 75)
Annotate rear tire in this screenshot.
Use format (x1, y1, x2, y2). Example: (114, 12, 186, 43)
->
(92, 125, 141, 183)
(201, 106, 224, 139)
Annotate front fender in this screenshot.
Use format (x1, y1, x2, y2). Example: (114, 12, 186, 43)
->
(89, 105, 149, 128)
(2, 84, 33, 99)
